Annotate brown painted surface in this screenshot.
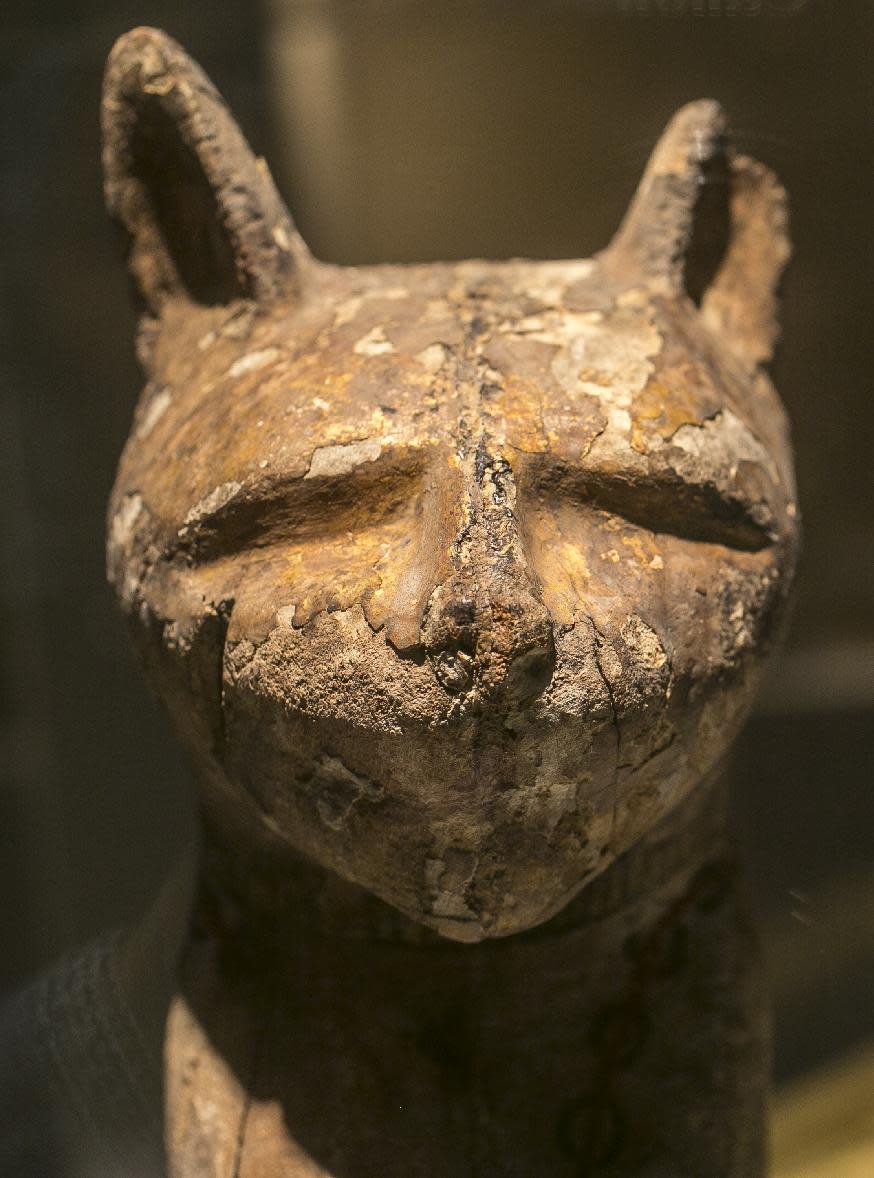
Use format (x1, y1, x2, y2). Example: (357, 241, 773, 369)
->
(102, 27, 798, 1175)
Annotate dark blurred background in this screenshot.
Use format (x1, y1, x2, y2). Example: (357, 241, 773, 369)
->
(1, 0, 871, 1102)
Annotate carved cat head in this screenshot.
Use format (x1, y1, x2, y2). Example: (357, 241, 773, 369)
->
(104, 28, 798, 941)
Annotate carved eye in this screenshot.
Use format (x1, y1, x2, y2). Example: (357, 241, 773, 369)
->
(580, 473, 777, 552)
(539, 467, 777, 553)
(172, 451, 424, 565)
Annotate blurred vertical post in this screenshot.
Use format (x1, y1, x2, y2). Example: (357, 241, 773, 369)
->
(265, 0, 359, 260)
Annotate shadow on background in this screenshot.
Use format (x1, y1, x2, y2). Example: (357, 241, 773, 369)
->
(1, 0, 872, 1091)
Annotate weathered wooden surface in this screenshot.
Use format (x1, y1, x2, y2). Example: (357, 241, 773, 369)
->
(165, 777, 770, 1177)
(102, 26, 798, 1175)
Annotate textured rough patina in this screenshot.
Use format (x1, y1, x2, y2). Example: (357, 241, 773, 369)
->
(103, 27, 797, 1177)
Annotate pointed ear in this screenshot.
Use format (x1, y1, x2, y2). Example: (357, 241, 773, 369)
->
(603, 100, 791, 368)
(102, 27, 308, 316)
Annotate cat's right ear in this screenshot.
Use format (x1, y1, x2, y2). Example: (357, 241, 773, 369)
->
(102, 27, 308, 324)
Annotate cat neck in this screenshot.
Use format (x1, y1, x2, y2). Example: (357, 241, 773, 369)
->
(165, 766, 757, 1178)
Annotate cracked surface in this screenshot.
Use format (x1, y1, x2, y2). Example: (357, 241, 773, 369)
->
(99, 30, 800, 1178)
(105, 30, 798, 947)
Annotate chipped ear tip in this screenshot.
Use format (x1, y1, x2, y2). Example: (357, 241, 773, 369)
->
(102, 28, 176, 154)
(105, 26, 186, 81)
(670, 98, 725, 130)
(108, 25, 178, 58)
(674, 98, 725, 123)
(664, 99, 728, 154)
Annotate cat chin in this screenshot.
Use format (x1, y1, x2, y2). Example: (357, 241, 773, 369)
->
(204, 760, 699, 943)
(396, 864, 612, 943)
(193, 729, 726, 949)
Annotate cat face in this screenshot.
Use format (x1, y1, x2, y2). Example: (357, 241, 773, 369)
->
(104, 29, 798, 940)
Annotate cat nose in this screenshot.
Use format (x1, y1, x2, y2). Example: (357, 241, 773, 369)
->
(383, 444, 555, 702)
(418, 454, 555, 700)
(423, 594, 477, 692)
(423, 573, 555, 701)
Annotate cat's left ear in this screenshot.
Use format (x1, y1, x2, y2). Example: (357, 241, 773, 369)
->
(102, 27, 308, 317)
(603, 100, 791, 369)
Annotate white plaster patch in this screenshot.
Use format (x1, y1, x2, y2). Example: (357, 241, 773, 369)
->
(670, 409, 778, 485)
(499, 300, 656, 406)
(275, 605, 297, 630)
(550, 334, 590, 395)
(586, 422, 649, 475)
(227, 347, 279, 378)
(108, 493, 145, 602)
(415, 343, 447, 373)
(500, 310, 599, 345)
(522, 258, 595, 305)
(501, 299, 659, 407)
(424, 857, 478, 921)
(109, 492, 143, 553)
(272, 224, 291, 251)
(353, 327, 395, 356)
(305, 437, 383, 480)
(621, 614, 668, 670)
(566, 312, 661, 405)
(606, 406, 632, 435)
(512, 314, 548, 334)
(334, 295, 363, 328)
(136, 388, 172, 439)
(183, 481, 242, 526)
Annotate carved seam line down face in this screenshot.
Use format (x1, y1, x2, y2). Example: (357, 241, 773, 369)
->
(103, 28, 799, 941)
